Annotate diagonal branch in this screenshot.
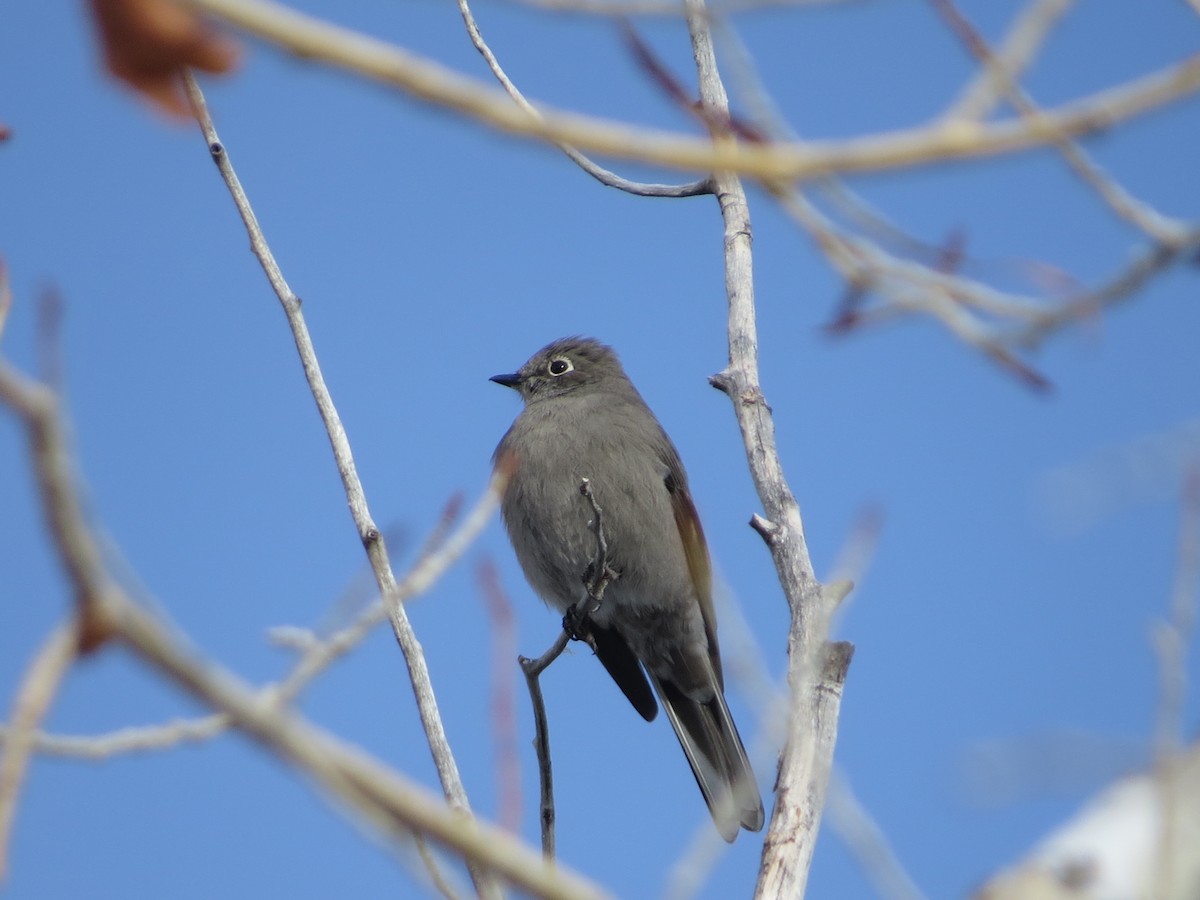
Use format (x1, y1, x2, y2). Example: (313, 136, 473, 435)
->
(940, 0, 1076, 122)
(0, 477, 505, 765)
(180, 72, 501, 900)
(176, 0, 1200, 181)
(0, 616, 81, 881)
(0, 356, 609, 900)
(932, 0, 1191, 246)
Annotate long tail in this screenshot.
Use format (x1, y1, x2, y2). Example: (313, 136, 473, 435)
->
(650, 674, 764, 841)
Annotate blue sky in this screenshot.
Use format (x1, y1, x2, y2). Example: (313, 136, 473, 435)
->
(2, 1, 1199, 897)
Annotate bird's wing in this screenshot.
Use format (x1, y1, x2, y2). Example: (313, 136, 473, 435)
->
(657, 442, 722, 689)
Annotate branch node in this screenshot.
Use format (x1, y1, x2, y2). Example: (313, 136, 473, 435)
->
(709, 371, 734, 394)
(822, 640, 856, 685)
(750, 513, 781, 544)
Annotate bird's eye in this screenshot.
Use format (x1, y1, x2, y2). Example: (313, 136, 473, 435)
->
(547, 357, 573, 376)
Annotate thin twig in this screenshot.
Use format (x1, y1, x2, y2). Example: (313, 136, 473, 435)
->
(181, 72, 500, 900)
(519, 630, 571, 859)
(0, 476, 505, 762)
(941, 0, 1076, 122)
(1011, 230, 1200, 348)
(455, 0, 711, 197)
(690, 7, 1063, 387)
(516, 0, 859, 17)
(0, 715, 230, 759)
(932, 0, 1191, 246)
(824, 770, 927, 900)
(0, 616, 81, 881)
(516, 476, 617, 859)
(413, 837, 464, 900)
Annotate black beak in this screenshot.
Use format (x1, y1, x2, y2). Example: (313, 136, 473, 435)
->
(490, 372, 522, 389)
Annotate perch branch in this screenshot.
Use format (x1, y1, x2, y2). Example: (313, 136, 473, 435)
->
(519, 630, 572, 859)
(517, 476, 617, 859)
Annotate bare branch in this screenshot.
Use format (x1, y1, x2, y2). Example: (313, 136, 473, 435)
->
(106, 591, 609, 900)
(180, 72, 502, 899)
(0, 357, 609, 900)
(758, 639, 854, 896)
(519, 630, 571, 859)
(515, 0, 860, 17)
(941, 0, 1076, 122)
(932, 0, 1192, 245)
(515, 476, 617, 859)
(0, 617, 81, 880)
(681, 1, 853, 894)
(0, 362, 113, 649)
(176, 0, 1200, 181)
(0, 715, 229, 760)
(1011, 230, 1200, 348)
(0, 475, 505, 764)
(825, 770, 927, 900)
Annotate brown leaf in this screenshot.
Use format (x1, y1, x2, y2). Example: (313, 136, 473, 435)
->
(87, 0, 239, 117)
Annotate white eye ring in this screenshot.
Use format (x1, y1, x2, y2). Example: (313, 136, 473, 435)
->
(547, 357, 573, 376)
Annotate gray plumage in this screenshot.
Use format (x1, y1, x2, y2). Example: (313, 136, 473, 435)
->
(491, 336, 764, 841)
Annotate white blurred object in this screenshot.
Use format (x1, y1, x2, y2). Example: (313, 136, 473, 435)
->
(975, 741, 1200, 900)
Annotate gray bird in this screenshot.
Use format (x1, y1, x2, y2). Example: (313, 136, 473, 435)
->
(491, 336, 764, 841)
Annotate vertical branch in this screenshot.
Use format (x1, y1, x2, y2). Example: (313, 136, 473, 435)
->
(1154, 465, 1200, 759)
(682, 6, 852, 897)
(519, 631, 571, 859)
(1152, 466, 1200, 900)
(180, 73, 501, 900)
(516, 476, 617, 860)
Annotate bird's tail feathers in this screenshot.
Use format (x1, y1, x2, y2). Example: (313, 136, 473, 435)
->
(650, 673, 764, 842)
